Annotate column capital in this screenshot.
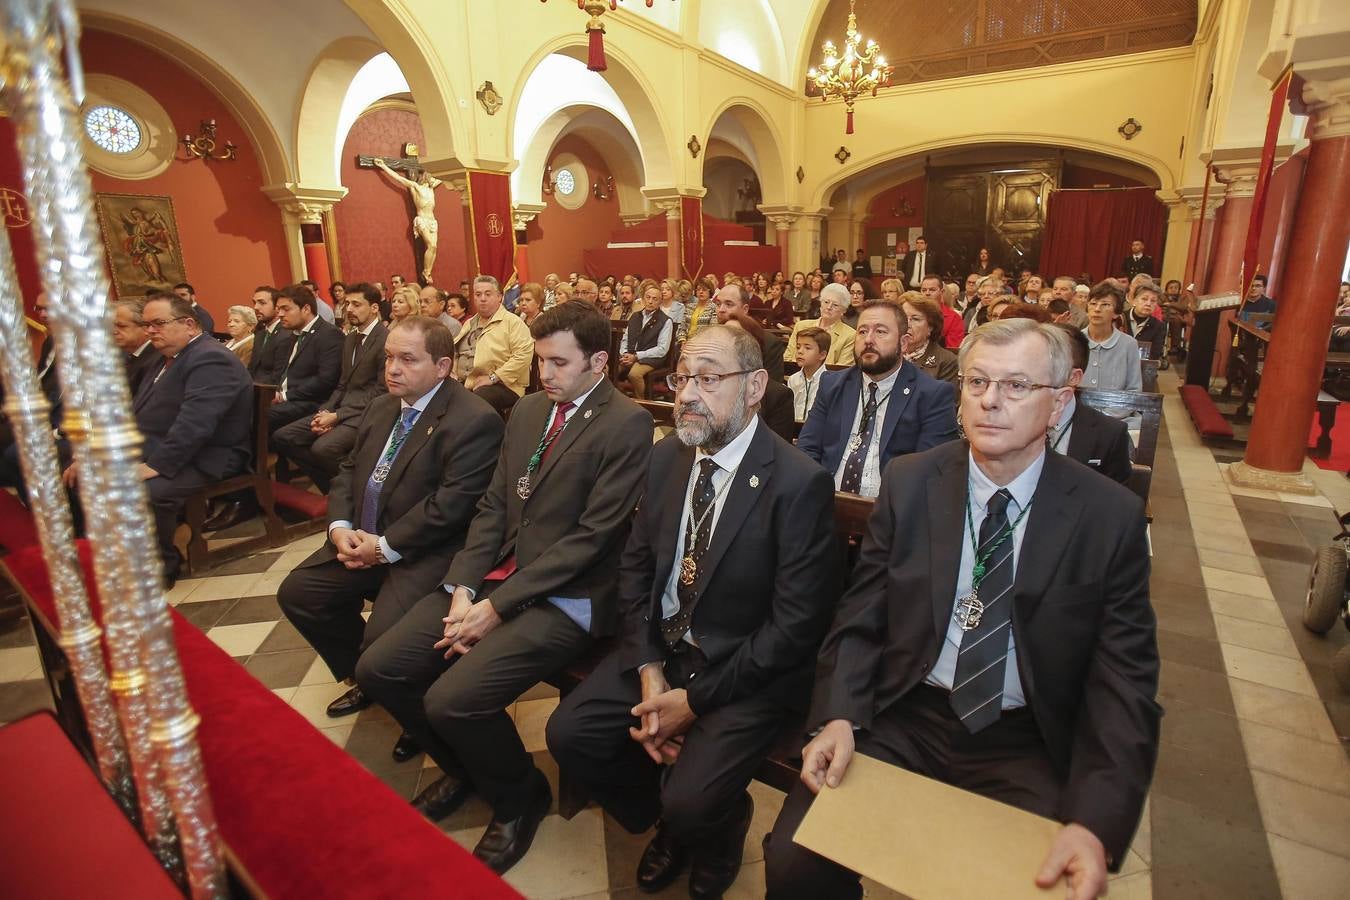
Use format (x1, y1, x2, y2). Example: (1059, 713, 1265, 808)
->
(418, 156, 472, 193)
(261, 183, 347, 223)
(1302, 77, 1350, 141)
(1175, 185, 1225, 220)
(512, 202, 546, 231)
(619, 212, 650, 227)
(641, 186, 706, 212)
(1213, 163, 1262, 198)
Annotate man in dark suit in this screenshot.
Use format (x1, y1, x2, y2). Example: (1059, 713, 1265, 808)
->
(268, 283, 343, 432)
(798, 300, 959, 497)
(278, 316, 503, 731)
(358, 303, 654, 875)
(1124, 283, 1166, 359)
(547, 325, 842, 899)
(271, 282, 388, 492)
(112, 298, 158, 397)
(1120, 240, 1155, 280)
(172, 282, 215, 335)
(88, 292, 252, 585)
(902, 235, 933, 290)
(248, 286, 293, 386)
(764, 318, 1160, 900)
(717, 284, 786, 382)
(1052, 325, 1132, 485)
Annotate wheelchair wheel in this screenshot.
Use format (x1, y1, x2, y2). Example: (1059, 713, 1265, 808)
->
(1304, 544, 1348, 634)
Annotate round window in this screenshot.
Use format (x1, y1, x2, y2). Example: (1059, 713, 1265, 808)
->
(554, 168, 576, 196)
(84, 104, 142, 154)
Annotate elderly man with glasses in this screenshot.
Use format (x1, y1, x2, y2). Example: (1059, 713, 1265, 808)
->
(548, 324, 843, 899)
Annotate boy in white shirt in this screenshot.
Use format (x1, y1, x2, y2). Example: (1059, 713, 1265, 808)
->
(788, 326, 830, 422)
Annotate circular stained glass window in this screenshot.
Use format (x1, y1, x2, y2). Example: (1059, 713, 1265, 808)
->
(554, 168, 576, 196)
(84, 105, 141, 154)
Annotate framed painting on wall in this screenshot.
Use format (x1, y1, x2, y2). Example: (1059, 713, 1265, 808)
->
(95, 192, 187, 297)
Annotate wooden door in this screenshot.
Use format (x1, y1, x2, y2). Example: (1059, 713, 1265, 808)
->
(925, 173, 986, 281)
(988, 169, 1056, 278)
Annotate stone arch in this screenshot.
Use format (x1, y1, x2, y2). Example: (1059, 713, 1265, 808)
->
(507, 40, 676, 194)
(516, 106, 647, 217)
(79, 11, 292, 184)
(810, 133, 1175, 210)
(702, 97, 789, 204)
(294, 36, 386, 186)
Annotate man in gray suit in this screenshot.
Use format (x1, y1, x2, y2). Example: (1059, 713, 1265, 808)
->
(358, 301, 654, 875)
(271, 282, 389, 492)
(278, 317, 503, 723)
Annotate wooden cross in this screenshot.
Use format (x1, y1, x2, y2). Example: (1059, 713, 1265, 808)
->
(356, 143, 423, 177)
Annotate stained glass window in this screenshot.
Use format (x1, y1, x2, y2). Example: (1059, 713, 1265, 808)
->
(554, 168, 577, 196)
(84, 105, 141, 154)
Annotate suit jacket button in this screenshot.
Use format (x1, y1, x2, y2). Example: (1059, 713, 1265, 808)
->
(522, 518, 530, 527)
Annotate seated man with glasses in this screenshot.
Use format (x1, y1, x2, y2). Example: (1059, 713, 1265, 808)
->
(65, 291, 253, 586)
(797, 300, 959, 498)
(764, 318, 1160, 900)
(548, 325, 843, 900)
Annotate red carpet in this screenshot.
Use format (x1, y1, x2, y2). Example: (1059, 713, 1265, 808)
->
(1308, 401, 1350, 471)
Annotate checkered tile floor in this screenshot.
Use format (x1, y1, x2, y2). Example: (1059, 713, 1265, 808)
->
(0, 525, 1158, 899)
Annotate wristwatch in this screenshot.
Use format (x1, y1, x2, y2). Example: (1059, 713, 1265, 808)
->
(488, 372, 499, 384)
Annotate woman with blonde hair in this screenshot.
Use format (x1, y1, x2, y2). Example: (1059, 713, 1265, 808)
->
(389, 285, 418, 324)
(517, 281, 545, 326)
(880, 278, 904, 303)
(659, 277, 686, 329)
(223, 304, 257, 366)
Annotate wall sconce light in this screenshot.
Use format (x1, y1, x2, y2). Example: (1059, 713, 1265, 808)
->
(592, 175, 615, 201)
(542, 163, 556, 195)
(180, 119, 236, 162)
(889, 195, 915, 218)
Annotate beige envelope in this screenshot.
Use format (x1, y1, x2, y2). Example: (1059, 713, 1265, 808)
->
(793, 753, 1060, 899)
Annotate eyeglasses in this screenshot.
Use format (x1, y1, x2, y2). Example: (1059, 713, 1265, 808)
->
(666, 370, 756, 392)
(958, 375, 1062, 400)
(1086, 300, 1116, 310)
(143, 316, 191, 331)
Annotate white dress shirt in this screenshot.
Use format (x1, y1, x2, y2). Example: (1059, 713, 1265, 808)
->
(832, 366, 901, 498)
(620, 310, 674, 362)
(909, 251, 927, 287)
(328, 380, 444, 562)
(788, 365, 825, 422)
(279, 316, 319, 400)
(925, 449, 1045, 709)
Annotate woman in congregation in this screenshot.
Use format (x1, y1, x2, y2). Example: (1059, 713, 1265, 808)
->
(681, 276, 719, 341)
(552, 282, 574, 305)
(447, 292, 471, 327)
(806, 271, 825, 317)
(329, 281, 348, 324)
(974, 246, 996, 276)
(223, 304, 257, 367)
(762, 279, 797, 329)
(1020, 273, 1045, 304)
(388, 284, 418, 325)
(900, 294, 959, 384)
(658, 278, 686, 330)
(880, 277, 903, 304)
(844, 278, 876, 328)
(786, 271, 811, 316)
(939, 280, 967, 349)
(517, 282, 544, 327)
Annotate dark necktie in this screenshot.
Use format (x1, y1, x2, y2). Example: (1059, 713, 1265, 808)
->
(352, 332, 365, 368)
(539, 401, 573, 465)
(950, 488, 1016, 733)
(358, 407, 420, 533)
(661, 458, 718, 647)
(839, 382, 879, 494)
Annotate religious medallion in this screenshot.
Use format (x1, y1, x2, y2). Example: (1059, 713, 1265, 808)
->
(954, 593, 984, 631)
(516, 475, 532, 500)
(679, 555, 697, 586)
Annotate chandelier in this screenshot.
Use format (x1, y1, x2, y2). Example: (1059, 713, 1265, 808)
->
(807, 0, 892, 135)
(540, 1, 674, 72)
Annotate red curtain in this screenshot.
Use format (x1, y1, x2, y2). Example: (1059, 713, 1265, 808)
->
(1040, 187, 1166, 281)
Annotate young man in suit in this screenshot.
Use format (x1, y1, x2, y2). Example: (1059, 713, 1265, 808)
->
(1050, 325, 1133, 485)
(248, 286, 293, 386)
(1120, 240, 1155, 280)
(903, 235, 933, 290)
(267, 283, 344, 432)
(277, 316, 503, 736)
(797, 300, 959, 497)
(547, 325, 843, 899)
(271, 283, 389, 493)
(764, 318, 1160, 900)
(358, 302, 654, 875)
(172, 282, 215, 335)
(79, 292, 253, 585)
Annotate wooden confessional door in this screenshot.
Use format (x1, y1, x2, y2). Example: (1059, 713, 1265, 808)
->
(925, 173, 987, 281)
(924, 162, 1058, 278)
(988, 169, 1055, 278)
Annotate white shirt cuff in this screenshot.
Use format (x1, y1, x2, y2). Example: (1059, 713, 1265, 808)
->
(378, 536, 401, 564)
(328, 520, 353, 536)
(442, 584, 476, 599)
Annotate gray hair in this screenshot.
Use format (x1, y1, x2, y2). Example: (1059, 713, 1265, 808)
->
(227, 304, 258, 327)
(689, 323, 763, 372)
(819, 282, 850, 307)
(958, 318, 1072, 387)
(474, 274, 501, 294)
(114, 297, 146, 318)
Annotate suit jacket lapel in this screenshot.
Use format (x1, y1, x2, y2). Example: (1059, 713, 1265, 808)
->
(380, 379, 453, 497)
(690, 421, 775, 594)
(927, 449, 968, 643)
(350, 397, 399, 521)
(530, 378, 610, 492)
(353, 322, 385, 370)
(654, 443, 697, 584)
(879, 361, 918, 452)
(1013, 454, 1084, 621)
(832, 369, 862, 468)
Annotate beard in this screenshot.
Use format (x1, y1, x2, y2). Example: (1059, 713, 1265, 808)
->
(675, 391, 750, 452)
(859, 346, 901, 376)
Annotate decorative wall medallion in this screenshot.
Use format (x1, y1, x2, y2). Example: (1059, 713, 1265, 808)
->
(834, 146, 851, 165)
(796, 166, 805, 183)
(476, 81, 503, 116)
(687, 134, 702, 158)
(1117, 117, 1142, 140)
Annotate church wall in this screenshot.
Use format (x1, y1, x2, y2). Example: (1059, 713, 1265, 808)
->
(332, 106, 469, 289)
(865, 178, 927, 230)
(524, 134, 622, 281)
(80, 31, 291, 323)
(1060, 165, 1148, 189)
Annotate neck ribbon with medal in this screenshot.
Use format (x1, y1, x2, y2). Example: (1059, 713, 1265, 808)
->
(516, 404, 569, 500)
(847, 383, 892, 454)
(372, 410, 416, 484)
(953, 493, 1033, 630)
(678, 460, 740, 586)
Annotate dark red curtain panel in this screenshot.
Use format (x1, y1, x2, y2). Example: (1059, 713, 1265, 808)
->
(1040, 187, 1166, 281)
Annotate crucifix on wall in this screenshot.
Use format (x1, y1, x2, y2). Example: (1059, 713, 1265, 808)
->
(357, 143, 447, 283)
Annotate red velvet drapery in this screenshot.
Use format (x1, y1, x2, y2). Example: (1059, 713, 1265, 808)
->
(1040, 187, 1166, 281)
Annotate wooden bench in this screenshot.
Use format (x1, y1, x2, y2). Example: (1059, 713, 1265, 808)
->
(553, 491, 876, 817)
(182, 384, 287, 575)
(1077, 388, 1162, 514)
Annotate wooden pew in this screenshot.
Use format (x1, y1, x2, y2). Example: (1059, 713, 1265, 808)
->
(1077, 388, 1162, 516)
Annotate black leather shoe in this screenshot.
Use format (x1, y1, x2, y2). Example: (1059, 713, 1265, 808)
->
(636, 823, 690, 893)
(391, 731, 420, 762)
(325, 685, 370, 718)
(688, 792, 753, 899)
(202, 499, 256, 533)
(472, 772, 552, 874)
(412, 773, 474, 823)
